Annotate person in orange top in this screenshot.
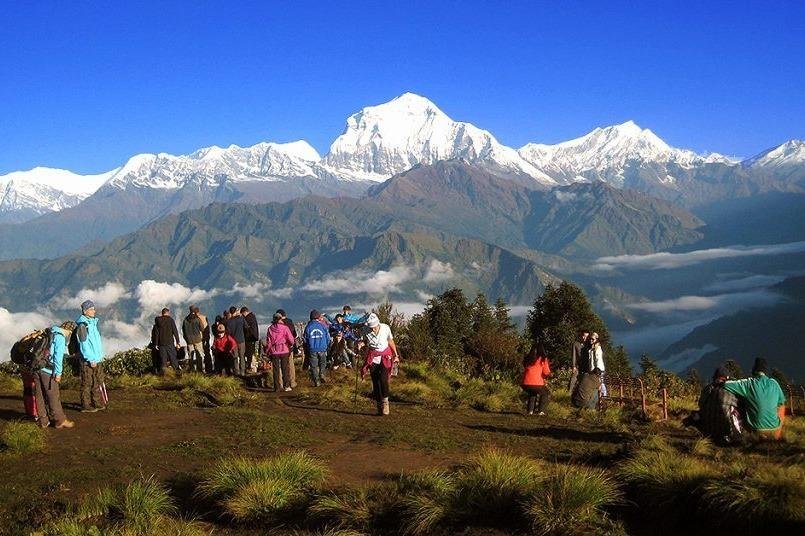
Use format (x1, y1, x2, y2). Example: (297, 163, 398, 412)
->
(521, 342, 551, 415)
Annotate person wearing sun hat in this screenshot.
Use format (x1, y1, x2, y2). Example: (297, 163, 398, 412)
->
(723, 358, 787, 439)
(212, 323, 238, 376)
(75, 299, 106, 412)
(359, 312, 400, 416)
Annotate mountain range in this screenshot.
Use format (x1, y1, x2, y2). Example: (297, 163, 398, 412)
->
(1, 93, 803, 260)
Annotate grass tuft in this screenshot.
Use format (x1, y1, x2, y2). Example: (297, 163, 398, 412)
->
(1, 421, 45, 455)
(526, 464, 621, 535)
(395, 471, 457, 535)
(0, 373, 23, 393)
(309, 487, 372, 530)
(116, 476, 177, 532)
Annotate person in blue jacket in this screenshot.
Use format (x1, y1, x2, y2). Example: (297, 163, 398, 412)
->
(304, 310, 331, 387)
(34, 321, 77, 429)
(76, 300, 106, 412)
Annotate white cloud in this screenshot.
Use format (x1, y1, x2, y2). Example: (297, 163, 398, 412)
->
(423, 260, 455, 283)
(658, 344, 720, 373)
(553, 191, 577, 203)
(593, 241, 805, 271)
(703, 274, 786, 293)
(508, 305, 533, 317)
(628, 290, 782, 313)
(300, 266, 414, 296)
(231, 282, 293, 300)
(50, 282, 131, 311)
(134, 280, 220, 314)
(415, 290, 434, 302)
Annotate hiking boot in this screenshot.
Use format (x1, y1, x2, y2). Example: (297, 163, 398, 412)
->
(537, 411, 546, 416)
(56, 420, 75, 429)
(376, 399, 384, 416)
(38, 418, 50, 429)
(382, 397, 390, 416)
(284, 387, 292, 392)
(81, 407, 98, 413)
(95, 405, 107, 411)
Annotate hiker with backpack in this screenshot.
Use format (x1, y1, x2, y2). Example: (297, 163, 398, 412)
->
(693, 366, 744, 445)
(359, 313, 400, 416)
(521, 343, 551, 416)
(11, 321, 77, 428)
(74, 300, 107, 413)
(182, 305, 205, 373)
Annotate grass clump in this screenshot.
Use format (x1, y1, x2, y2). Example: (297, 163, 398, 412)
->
(700, 464, 805, 528)
(198, 451, 328, 524)
(525, 464, 621, 535)
(453, 378, 520, 413)
(395, 471, 456, 535)
(1, 421, 45, 455)
(309, 487, 373, 531)
(0, 372, 23, 393)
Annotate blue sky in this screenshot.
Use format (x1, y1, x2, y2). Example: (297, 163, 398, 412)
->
(1, 0, 803, 174)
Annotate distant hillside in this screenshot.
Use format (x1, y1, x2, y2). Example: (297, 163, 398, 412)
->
(659, 276, 805, 381)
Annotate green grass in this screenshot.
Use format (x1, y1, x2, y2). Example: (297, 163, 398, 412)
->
(0, 372, 23, 393)
(1, 421, 45, 455)
(395, 471, 456, 535)
(525, 463, 621, 535)
(198, 452, 328, 523)
(309, 487, 373, 531)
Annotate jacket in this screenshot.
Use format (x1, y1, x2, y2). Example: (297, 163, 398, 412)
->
(212, 334, 238, 355)
(522, 356, 551, 387)
(182, 313, 204, 344)
(723, 374, 786, 430)
(41, 326, 68, 376)
(152, 315, 180, 347)
(226, 315, 246, 344)
(265, 322, 295, 356)
(75, 314, 104, 364)
(244, 312, 259, 342)
(304, 320, 330, 353)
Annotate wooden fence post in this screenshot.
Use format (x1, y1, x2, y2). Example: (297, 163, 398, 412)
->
(638, 378, 647, 417)
(661, 388, 668, 420)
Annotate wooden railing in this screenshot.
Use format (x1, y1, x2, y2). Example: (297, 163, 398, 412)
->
(783, 384, 805, 416)
(598, 375, 668, 421)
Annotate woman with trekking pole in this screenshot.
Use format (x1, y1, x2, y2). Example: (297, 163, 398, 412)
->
(359, 313, 400, 416)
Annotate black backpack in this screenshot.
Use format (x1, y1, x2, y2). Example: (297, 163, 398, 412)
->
(10, 328, 53, 371)
(67, 322, 86, 357)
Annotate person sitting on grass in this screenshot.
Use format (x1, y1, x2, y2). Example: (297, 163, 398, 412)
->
(695, 366, 743, 445)
(521, 342, 551, 416)
(723, 358, 786, 439)
(328, 330, 356, 369)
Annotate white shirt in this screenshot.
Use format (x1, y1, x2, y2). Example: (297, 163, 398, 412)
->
(588, 344, 605, 372)
(365, 323, 393, 363)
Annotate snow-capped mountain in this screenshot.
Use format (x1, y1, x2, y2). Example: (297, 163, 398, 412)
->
(519, 120, 734, 187)
(322, 93, 557, 185)
(105, 140, 321, 190)
(0, 167, 117, 223)
(741, 140, 805, 171)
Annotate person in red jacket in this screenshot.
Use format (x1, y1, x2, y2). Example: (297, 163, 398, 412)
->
(521, 342, 551, 415)
(212, 324, 237, 376)
(264, 313, 296, 392)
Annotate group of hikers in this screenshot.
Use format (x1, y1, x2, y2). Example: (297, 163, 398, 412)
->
(12, 300, 790, 443)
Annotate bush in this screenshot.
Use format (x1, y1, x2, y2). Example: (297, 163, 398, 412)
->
(1, 421, 45, 455)
(102, 347, 154, 377)
(525, 464, 621, 535)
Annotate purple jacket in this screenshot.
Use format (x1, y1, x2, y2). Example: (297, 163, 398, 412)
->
(265, 322, 295, 356)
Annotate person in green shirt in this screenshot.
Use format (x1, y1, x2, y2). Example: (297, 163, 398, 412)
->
(723, 358, 786, 437)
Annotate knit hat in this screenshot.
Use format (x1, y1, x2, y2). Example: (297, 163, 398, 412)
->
(713, 366, 729, 381)
(81, 300, 95, 312)
(751, 357, 768, 376)
(310, 309, 322, 320)
(366, 313, 380, 328)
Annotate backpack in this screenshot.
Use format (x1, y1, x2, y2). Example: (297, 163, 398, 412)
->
(67, 322, 86, 356)
(10, 328, 53, 371)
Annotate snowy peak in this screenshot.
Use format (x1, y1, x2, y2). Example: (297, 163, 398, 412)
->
(744, 140, 805, 169)
(323, 93, 556, 185)
(0, 167, 116, 223)
(108, 140, 320, 190)
(519, 121, 731, 186)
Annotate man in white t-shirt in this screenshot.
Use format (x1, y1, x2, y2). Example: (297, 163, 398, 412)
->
(359, 313, 400, 416)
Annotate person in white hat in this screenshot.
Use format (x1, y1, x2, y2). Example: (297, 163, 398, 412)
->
(359, 313, 400, 416)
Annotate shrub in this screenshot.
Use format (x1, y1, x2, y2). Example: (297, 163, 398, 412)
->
(1, 421, 45, 455)
(103, 347, 154, 377)
(525, 464, 621, 535)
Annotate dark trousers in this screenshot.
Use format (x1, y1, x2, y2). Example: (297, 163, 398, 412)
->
(371, 363, 390, 401)
(34, 371, 66, 425)
(80, 361, 105, 409)
(214, 351, 234, 376)
(245, 340, 258, 371)
(308, 351, 327, 385)
(158, 345, 179, 373)
(203, 338, 214, 373)
(234, 343, 246, 375)
(523, 385, 550, 414)
(271, 353, 291, 390)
